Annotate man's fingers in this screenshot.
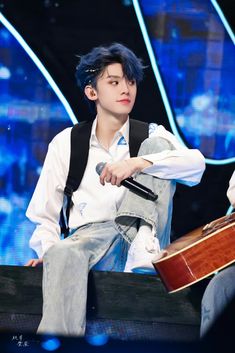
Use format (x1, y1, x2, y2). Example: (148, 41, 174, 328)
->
(24, 259, 34, 266)
(111, 175, 117, 185)
(100, 166, 109, 185)
(24, 259, 43, 267)
(99, 162, 130, 186)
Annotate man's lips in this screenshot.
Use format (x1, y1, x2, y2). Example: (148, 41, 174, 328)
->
(117, 99, 131, 104)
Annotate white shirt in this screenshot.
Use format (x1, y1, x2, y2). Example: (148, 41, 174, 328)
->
(26, 118, 205, 258)
(227, 170, 235, 207)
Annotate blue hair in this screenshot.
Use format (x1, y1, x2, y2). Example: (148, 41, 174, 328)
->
(75, 43, 145, 93)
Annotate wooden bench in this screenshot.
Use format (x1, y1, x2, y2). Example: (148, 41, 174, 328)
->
(0, 265, 208, 342)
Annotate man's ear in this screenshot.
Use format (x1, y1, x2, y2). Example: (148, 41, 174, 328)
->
(84, 85, 97, 101)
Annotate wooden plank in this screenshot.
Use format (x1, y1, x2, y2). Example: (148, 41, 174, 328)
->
(0, 266, 205, 325)
(0, 265, 42, 315)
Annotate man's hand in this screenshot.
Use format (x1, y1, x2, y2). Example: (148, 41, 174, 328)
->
(100, 157, 152, 186)
(25, 258, 43, 267)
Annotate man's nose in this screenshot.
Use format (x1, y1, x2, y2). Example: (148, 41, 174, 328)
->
(120, 79, 130, 93)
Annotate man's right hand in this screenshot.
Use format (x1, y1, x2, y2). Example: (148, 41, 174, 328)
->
(24, 258, 43, 267)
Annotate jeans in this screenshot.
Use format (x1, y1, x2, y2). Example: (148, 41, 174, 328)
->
(38, 221, 128, 336)
(37, 136, 176, 336)
(200, 265, 235, 337)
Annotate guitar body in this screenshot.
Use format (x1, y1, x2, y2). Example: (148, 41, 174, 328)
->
(153, 213, 235, 293)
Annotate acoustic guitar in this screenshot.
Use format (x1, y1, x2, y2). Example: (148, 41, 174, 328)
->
(153, 212, 235, 293)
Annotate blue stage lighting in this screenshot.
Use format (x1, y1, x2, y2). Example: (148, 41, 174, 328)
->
(41, 337, 61, 351)
(85, 333, 109, 346)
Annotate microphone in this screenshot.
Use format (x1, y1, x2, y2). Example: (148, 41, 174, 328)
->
(96, 162, 158, 202)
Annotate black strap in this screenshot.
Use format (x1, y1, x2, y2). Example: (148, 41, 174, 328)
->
(61, 118, 149, 237)
(65, 121, 93, 196)
(60, 121, 93, 237)
(129, 119, 149, 157)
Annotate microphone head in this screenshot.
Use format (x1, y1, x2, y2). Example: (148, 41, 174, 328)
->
(96, 162, 106, 176)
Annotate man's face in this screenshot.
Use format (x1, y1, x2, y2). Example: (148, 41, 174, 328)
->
(94, 63, 137, 117)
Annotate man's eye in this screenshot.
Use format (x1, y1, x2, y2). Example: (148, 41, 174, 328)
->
(129, 80, 136, 86)
(110, 81, 118, 85)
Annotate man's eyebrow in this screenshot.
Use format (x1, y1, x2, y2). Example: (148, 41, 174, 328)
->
(106, 74, 122, 79)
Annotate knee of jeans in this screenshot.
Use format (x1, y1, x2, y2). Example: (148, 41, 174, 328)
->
(138, 136, 173, 155)
(44, 241, 71, 261)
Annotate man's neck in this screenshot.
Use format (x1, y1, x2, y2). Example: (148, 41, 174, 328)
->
(96, 114, 128, 149)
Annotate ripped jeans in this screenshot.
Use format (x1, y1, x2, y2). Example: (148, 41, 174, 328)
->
(37, 136, 176, 336)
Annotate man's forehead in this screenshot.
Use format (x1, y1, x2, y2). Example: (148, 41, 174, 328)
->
(104, 63, 124, 77)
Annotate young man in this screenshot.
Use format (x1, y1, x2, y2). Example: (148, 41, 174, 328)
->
(200, 170, 235, 338)
(26, 43, 205, 336)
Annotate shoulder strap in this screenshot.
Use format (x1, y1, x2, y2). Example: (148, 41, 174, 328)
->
(129, 119, 149, 157)
(65, 121, 93, 196)
(61, 118, 149, 237)
(60, 120, 93, 237)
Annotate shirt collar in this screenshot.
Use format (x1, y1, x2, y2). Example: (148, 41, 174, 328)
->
(90, 116, 130, 147)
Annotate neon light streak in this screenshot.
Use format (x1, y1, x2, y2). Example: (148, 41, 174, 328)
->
(132, 0, 235, 165)
(210, 0, 235, 45)
(0, 12, 78, 125)
(226, 205, 234, 215)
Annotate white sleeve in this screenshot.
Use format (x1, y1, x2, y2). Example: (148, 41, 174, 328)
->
(26, 128, 71, 258)
(227, 171, 235, 207)
(140, 123, 206, 186)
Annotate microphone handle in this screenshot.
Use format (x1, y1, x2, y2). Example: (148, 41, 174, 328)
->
(121, 178, 158, 202)
(124, 177, 154, 192)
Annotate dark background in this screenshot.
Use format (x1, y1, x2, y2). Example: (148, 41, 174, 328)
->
(1, 0, 234, 238)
